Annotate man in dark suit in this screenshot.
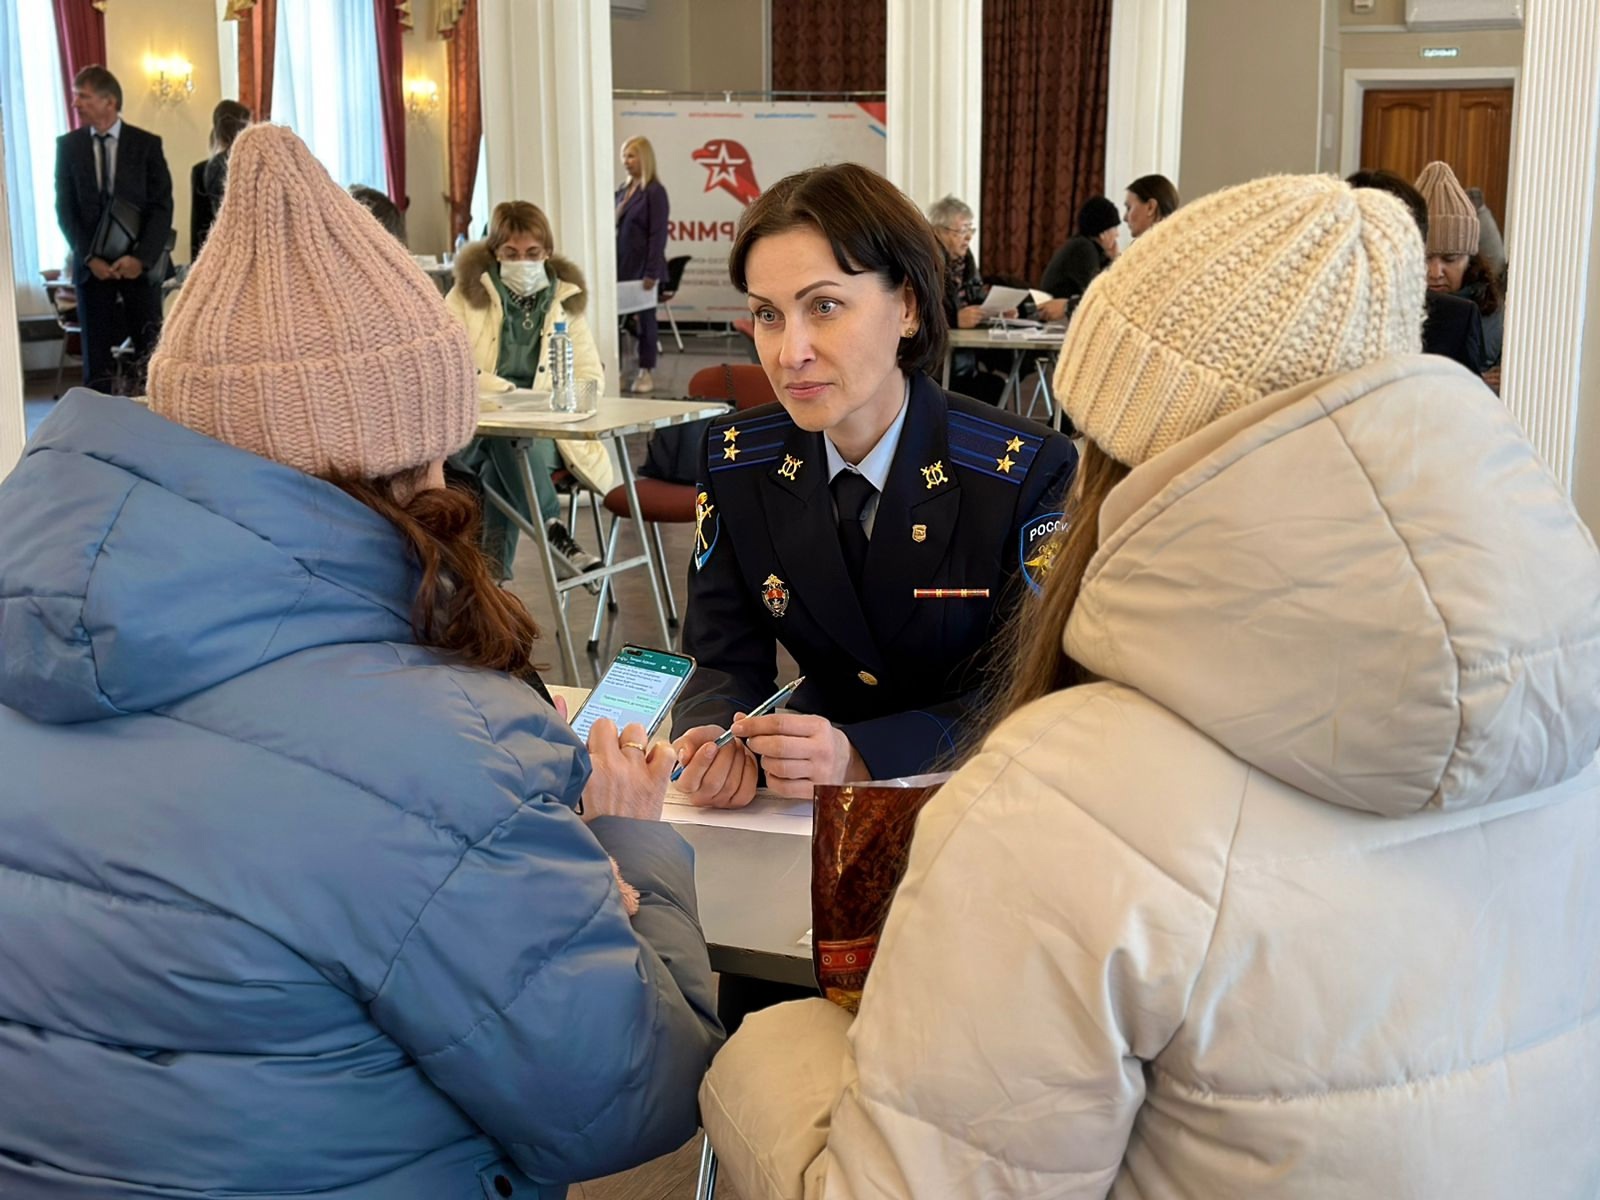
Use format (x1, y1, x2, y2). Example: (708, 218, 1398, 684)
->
(55, 65, 174, 392)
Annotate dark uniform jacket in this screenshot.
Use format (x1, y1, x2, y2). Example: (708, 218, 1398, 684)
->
(1422, 290, 1485, 376)
(676, 373, 1078, 778)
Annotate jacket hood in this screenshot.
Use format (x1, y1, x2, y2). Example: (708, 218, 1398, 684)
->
(0, 393, 417, 723)
(452, 240, 588, 316)
(1065, 355, 1600, 817)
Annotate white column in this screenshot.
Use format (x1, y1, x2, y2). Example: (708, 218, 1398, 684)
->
(886, 0, 983, 228)
(0, 121, 26, 479)
(1500, 0, 1600, 490)
(1104, 0, 1185, 234)
(478, 0, 620, 394)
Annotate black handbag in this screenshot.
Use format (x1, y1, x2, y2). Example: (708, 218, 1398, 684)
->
(88, 196, 142, 264)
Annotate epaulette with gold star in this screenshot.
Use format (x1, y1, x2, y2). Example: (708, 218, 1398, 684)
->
(708, 411, 792, 472)
(946, 410, 1043, 485)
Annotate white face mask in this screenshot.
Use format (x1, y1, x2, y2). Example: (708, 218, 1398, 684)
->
(499, 259, 549, 297)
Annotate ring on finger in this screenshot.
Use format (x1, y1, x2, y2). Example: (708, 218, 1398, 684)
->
(621, 740, 647, 752)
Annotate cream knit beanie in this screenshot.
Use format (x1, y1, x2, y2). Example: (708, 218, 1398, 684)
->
(1414, 160, 1481, 257)
(149, 123, 476, 479)
(1054, 174, 1424, 467)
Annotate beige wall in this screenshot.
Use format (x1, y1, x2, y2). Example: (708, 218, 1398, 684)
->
(1180, 0, 1323, 202)
(105, 0, 223, 267)
(403, 0, 451, 255)
(105, 0, 455, 260)
(612, 0, 765, 94)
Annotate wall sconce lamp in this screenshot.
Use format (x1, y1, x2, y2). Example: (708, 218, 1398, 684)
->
(405, 78, 439, 122)
(146, 56, 195, 108)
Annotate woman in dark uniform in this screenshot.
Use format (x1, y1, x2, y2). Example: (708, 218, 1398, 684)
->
(672, 163, 1078, 808)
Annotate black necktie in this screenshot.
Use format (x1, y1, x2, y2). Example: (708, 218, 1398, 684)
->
(831, 470, 877, 590)
(96, 132, 112, 199)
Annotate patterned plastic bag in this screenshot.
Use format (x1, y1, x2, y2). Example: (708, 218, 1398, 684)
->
(811, 774, 950, 1012)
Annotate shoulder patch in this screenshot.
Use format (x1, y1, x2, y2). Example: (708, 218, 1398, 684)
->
(709, 410, 791, 472)
(1020, 510, 1067, 595)
(947, 409, 1044, 486)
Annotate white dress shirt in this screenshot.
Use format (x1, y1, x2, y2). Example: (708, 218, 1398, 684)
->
(823, 378, 911, 539)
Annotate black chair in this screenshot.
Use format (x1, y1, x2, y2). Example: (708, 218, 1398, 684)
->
(658, 254, 691, 352)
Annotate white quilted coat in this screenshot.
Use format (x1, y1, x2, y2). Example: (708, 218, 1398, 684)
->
(699, 355, 1600, 1200)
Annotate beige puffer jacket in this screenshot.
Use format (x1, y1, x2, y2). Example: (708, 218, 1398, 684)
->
(444, 241, 615, 495)
(700, 355, 1600, 1199)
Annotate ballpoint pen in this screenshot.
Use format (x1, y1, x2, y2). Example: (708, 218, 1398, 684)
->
(670, 675, 806, 783)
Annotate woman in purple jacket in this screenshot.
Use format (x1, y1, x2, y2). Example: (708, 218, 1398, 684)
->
(616, 136, 671, 393)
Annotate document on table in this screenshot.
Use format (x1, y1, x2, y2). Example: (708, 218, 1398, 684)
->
(979, 285, 1032, 316)
(616, 279, 659, 315)
(663, 789, 813, 836)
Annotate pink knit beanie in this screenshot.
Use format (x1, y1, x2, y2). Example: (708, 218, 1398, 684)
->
(149, 123, 476, 479)
(1414, 160, 1480, 257)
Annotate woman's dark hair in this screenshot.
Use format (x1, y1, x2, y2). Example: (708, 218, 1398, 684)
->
(1077, 196, 1121, 238)
(728, 162, 949, 377)
(349, 185, 407, 246)
(1347, 169, 1428, 237)
(332, 471, 544, 683)
(1460, 254, 1504, 317)
(1126, 174, 1181, 220)
(210, 100, 251, 157)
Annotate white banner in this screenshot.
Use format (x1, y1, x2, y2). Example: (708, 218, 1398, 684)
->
(613, 99, 889, 317)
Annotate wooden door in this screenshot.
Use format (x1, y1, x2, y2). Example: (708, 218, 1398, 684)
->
(1361, 86, 1513, 231)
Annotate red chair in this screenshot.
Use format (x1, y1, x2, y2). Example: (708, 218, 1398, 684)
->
(590, 365, 777, 647)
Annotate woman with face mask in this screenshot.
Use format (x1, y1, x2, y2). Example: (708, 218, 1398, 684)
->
(445, 200, 614, 580)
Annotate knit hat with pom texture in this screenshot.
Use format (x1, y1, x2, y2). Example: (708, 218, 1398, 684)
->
(1053, 173, 1425, 467)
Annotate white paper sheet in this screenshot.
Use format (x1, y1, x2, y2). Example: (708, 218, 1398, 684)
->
(979, 285, 1032, 316)
(616, 279, 659, 315)
(662, 789, 814, 836)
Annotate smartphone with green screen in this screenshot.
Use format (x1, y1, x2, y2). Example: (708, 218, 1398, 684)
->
(570, 645, 696, 742)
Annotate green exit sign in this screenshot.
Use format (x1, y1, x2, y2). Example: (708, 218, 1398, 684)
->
(1421, 46, 1461, 58)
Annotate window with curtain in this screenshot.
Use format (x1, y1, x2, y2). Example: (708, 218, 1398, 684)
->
(1, 0, 70, 313)
(271, 0, 386, 192)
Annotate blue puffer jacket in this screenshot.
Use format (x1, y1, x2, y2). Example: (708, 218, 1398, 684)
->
(0, 393, 722, 1198)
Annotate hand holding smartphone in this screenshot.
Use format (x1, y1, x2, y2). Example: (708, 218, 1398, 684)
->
(570, 645, 696, 743)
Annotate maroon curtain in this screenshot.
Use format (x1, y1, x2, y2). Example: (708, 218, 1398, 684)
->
(771, 0, 885, 93)
(52, 0, 107, 129)
(981, 0, 1112, 284)
(442, 0, 480, 242)
(374, 0, 407, 209)
(237, 0, 277, 121)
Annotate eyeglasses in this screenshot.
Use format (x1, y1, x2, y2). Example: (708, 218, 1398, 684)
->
(943, 224, 977, 237)
(497, 246, 548, 262)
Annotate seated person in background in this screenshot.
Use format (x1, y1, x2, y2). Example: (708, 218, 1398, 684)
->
(1037, 195, 1121, 321)
(698, 173, 1600, 1200)
(189, 99, 249, 259)
(445, 200, 613, 579)
(349, 183, 407, 245)
(0, 123, 721, 1199)
(672, 163, 1078, 808)
(1349, 168, 1483, 375)
(927, 195, 1016, 406)
(1416, 161, 1505, 392)
(1123, 171, 1181, 238)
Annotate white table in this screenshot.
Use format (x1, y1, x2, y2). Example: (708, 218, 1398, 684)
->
(474, 397, 728, 684)
(942, 325, 1067, 424)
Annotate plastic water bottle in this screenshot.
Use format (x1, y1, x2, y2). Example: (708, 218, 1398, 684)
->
(549, 321, 577, 413)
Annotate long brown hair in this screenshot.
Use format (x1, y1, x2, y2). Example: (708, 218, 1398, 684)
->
(1460, 254, 1504, 318)
(333, 471, 544, 682)
(976, 442, 1131, 746)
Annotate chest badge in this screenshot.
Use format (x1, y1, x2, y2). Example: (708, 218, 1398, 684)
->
(921, 460, 948, 489)
(778, 454, 804, 481)
(761, 573, 791, 617)
(911, 523, 927, 543)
